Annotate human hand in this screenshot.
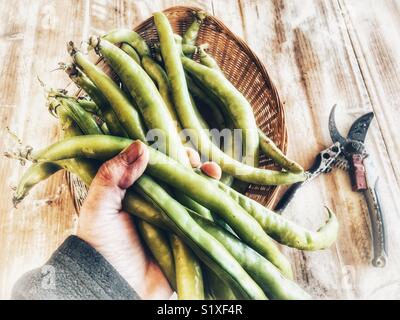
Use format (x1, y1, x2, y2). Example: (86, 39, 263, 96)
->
(77, 141, 221, 299)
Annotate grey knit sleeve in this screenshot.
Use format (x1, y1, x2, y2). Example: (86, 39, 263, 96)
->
(11, 235, 141, 300)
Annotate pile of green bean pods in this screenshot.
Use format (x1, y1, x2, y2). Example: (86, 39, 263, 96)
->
(13, 11, 340, 300)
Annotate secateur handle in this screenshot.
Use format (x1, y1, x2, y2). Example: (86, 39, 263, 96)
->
(349, 154, 368, 191)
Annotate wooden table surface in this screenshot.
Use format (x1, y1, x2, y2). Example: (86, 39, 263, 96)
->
(1, 0, 399, 300)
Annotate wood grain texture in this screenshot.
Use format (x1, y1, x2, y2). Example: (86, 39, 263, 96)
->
(0, 0, 399, 299)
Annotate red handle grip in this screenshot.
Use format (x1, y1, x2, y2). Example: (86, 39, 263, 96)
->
(350, 154, 367, 191)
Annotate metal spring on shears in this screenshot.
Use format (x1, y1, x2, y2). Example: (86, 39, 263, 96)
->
(332, 157, 350, 171)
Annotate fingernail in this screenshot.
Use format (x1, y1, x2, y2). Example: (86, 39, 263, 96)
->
(120, 141, 144, 164)
(201, 161, 222, 180)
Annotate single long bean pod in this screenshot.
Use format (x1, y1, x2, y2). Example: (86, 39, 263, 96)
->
(102, 29, 151, 57)
(120, 43, 141, 65)
(64, 64, 128, 137)
(13, 162, 64, 205)
(68, 45, 146, 141)
(134, 174, 267, 300)
(198, 47, 221, 71)
(181, 56, 259, 166)
(190, 211, 311, 300)
(182, 11, 207, 48)
(77, 99, 101, 116)
(137, 220, 176, 290)
(174, 33, 210, 132)
(141, 55, 182, 131)
(33, 135, 293, 277)
(210, 177, 339, 250)
(186, 74, 225, 129)
(258, 129, 304, 173)
(169, 234, 204, 299)
(204, 267, 238, 300)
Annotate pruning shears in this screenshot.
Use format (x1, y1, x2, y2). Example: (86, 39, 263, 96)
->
(275, 105, 387, 268)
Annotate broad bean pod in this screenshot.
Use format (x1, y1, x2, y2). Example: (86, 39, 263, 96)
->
(102, 29, 151, 57)
(182, 11, 207, 48)
(181, 56, 259, 166)
(211, 176, 339, 251)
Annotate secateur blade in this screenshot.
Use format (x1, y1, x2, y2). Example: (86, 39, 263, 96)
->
(347, 112, 374, 142)
(329, 105, 375, 144)
(328, 105, 347, 146)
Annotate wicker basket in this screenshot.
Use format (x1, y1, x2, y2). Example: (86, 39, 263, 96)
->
(67, 5, 287, 212)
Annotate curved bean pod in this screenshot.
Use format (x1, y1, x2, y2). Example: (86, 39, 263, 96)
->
(13, 162, 64, 205)
(198, 46, 220, 71)
(211, 177, 339, 250)
(120, 43, 141, 65)
(182, 11, 207, 48)
(190, 211, 311, 299)
(181, 56, 259, 166)
(33, 135, 293, 278)
(77, 99, 101, 116)
(258, 129, 304, 173)
(186, 75, 226, 129)
(102, 29, 151, 57)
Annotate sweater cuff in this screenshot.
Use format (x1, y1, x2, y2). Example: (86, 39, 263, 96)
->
(12, 235, 141, 300)
(48, 235, 141, 300)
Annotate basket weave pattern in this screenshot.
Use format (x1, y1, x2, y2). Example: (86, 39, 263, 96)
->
(67, 6, 287, 212)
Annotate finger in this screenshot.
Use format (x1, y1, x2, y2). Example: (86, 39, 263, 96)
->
(185, 147, 201, 168)
(94, 140, 149, 190)
(200, 161, 222, 180)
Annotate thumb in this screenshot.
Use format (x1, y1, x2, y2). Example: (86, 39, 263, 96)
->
(93, 140, 149, 190)
(81, 140, 149, 215)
